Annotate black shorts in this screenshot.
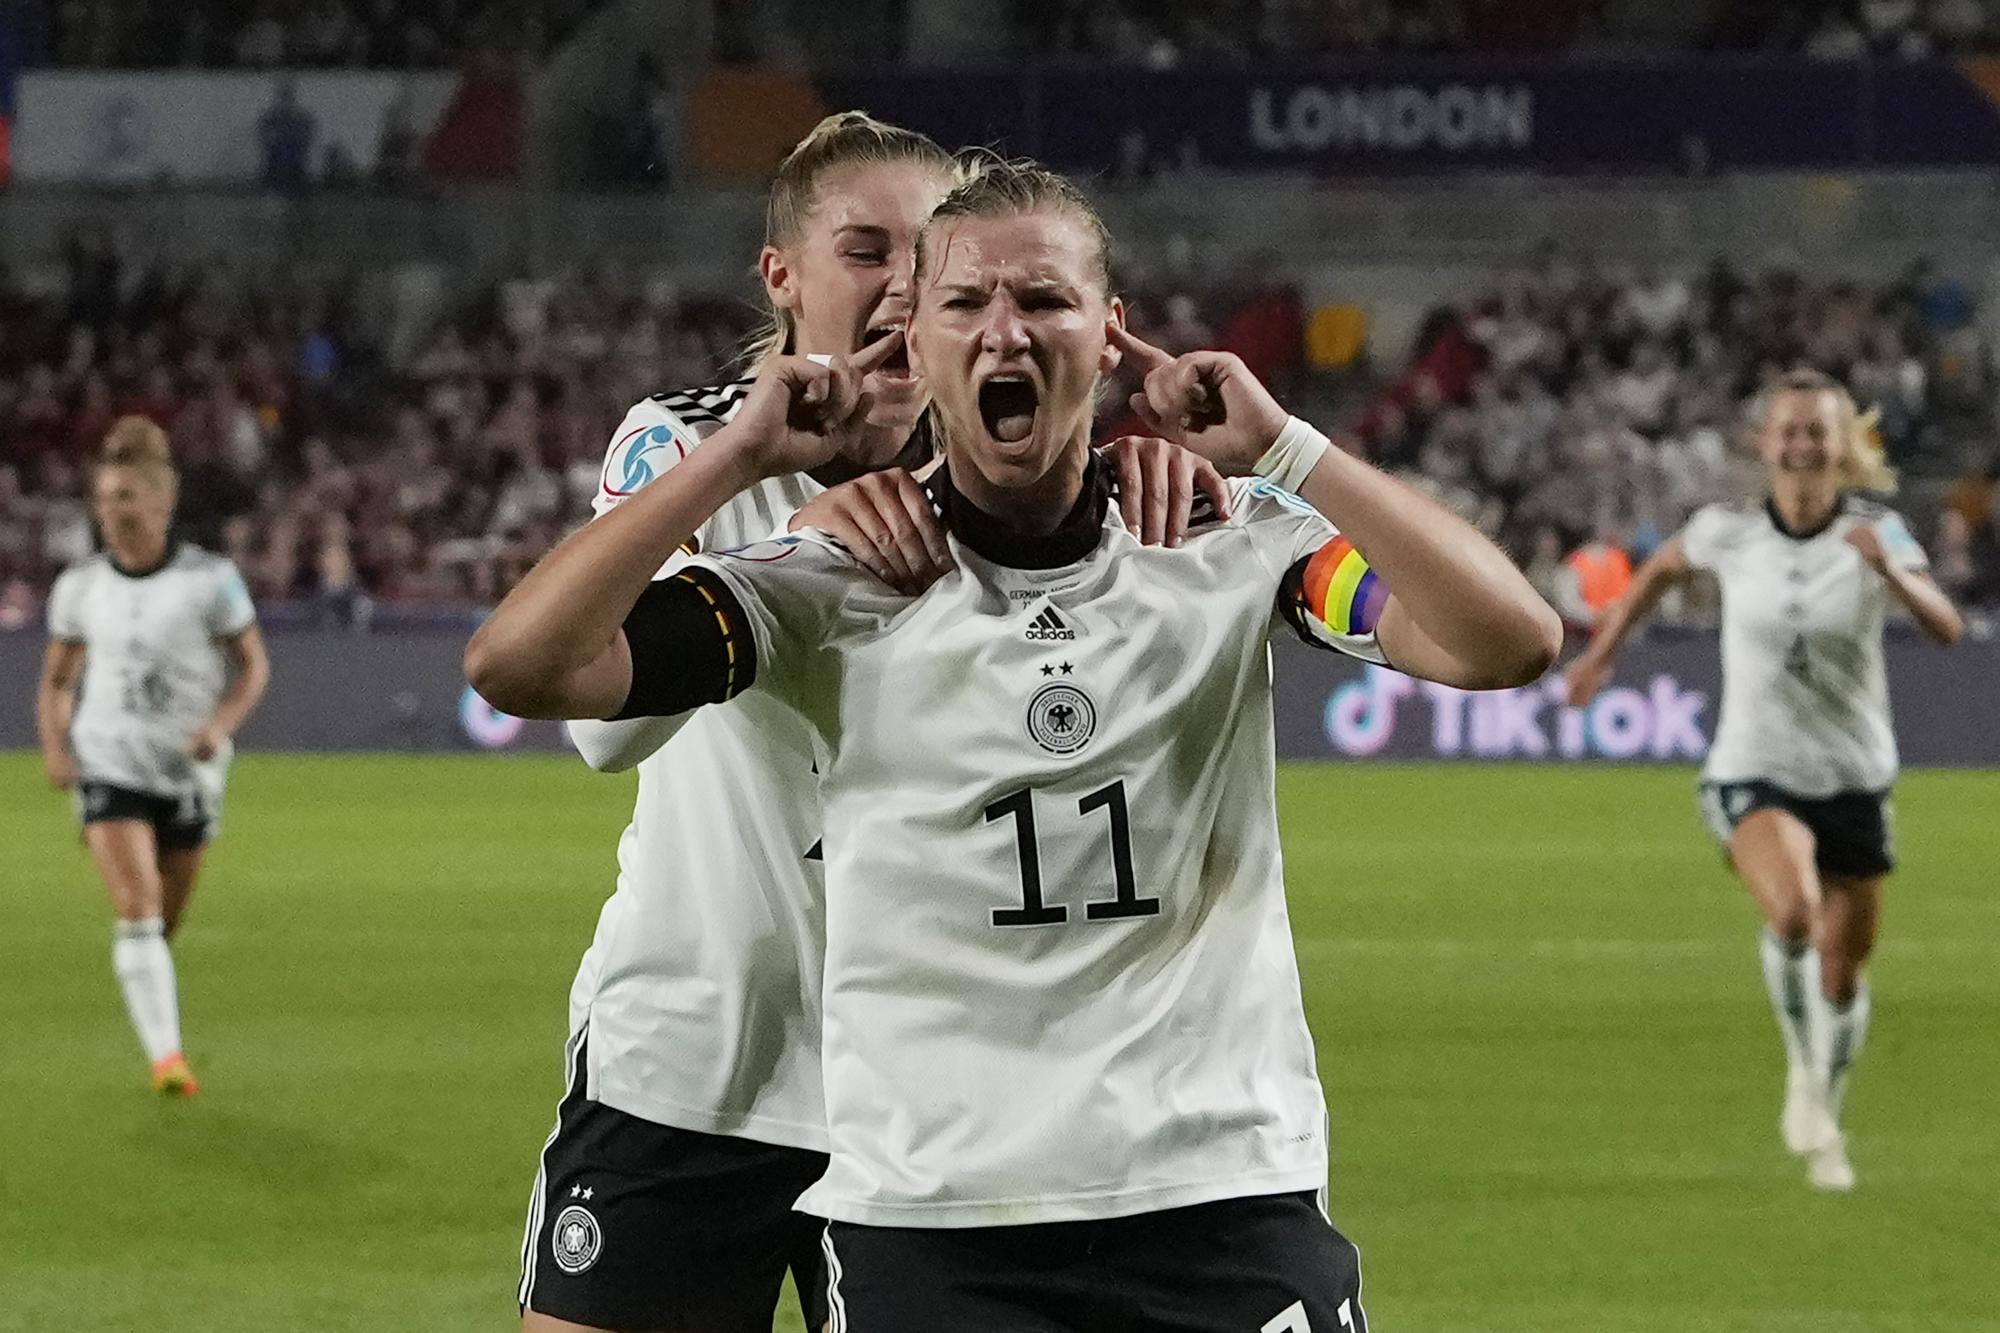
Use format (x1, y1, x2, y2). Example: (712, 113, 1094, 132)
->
(1700, 780, 1895, 878)
(75, 781, 212, 852)
(518, 1034, 831, 1331)
(823, 1190, 1368, 1333)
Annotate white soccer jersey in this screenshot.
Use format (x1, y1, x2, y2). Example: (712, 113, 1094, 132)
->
(686, 470, 1384, 1227)
(563, 380, 841, 1148)
(46, 544, 255, 807)
(1682, 495, 1929, 796)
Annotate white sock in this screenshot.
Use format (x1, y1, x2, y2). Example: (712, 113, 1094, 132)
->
(1757, 928, 1813, 1071)
(112, 917, 183, 1064)
(1807, 979, 1872, 1123)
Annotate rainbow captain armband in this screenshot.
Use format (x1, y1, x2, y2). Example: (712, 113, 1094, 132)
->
(1282, 536, 1388, 656)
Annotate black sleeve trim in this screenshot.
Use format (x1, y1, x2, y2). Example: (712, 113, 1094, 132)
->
(1275, 554, 1321, 650)
(610, 567, 759, 720)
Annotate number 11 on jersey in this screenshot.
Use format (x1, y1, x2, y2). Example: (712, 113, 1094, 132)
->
(985, 780, 1160, 927)
(1259, 1297, 1359, 1332)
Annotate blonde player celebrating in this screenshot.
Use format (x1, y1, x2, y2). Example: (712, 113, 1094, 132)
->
(513, 115, 1227, 1333)
(36, 417, 270, 1097)
(470, 161, 1559, 1330)
(1567, 370, 1964, 1192)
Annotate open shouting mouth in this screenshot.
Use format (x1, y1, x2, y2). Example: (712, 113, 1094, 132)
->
(978, 373, 1040, 444)
(861, 324, 911, 377)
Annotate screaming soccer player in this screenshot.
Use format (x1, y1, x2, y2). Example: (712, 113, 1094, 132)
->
(471, 159, 1560, 1330)
(508, 116, 1226, 1333)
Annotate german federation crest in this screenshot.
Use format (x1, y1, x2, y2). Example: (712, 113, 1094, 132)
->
(1027, 681, 1096, 755)
(551, 1205, 602, 1274)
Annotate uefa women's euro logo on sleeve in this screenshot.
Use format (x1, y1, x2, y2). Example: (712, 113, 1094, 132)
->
(600, 422, 690, 502)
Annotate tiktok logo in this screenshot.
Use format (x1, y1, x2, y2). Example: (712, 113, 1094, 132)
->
(460, 685, 526, 748)
(1323, 666, 1709, 760)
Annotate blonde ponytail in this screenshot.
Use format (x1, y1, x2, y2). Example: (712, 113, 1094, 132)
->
(1840, 403, 1898, 495)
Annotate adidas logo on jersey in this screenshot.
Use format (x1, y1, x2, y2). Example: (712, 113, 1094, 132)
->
(1024, 606, 1077, 641)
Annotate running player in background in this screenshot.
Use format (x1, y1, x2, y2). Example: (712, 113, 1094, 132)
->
(1566, 369, 1964, 1192)
(511, 115, 1226, 1333)
(469, 160, 1559, 1331)
(35, 416, 270, 1097)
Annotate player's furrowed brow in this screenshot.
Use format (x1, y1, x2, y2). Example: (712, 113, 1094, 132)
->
(836, 225, 892, 244)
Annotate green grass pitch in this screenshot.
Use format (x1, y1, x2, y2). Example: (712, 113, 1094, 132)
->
(3, 753, 1996, 1331)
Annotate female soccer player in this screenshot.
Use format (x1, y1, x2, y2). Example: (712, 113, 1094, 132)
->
(1566, 369, 1964, 1192)
(511, 115, 1224, 1333)
(470, 160, 1559, 1331)
(36, 416, 270, 1097)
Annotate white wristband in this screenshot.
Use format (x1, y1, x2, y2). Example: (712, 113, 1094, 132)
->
(1251, 416, 1330, 494)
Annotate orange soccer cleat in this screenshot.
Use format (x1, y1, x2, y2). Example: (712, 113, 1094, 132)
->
(150, 1053, 199, 1097)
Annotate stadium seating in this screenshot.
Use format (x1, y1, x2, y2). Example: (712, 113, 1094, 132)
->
(4, 236, 1998, 617)
(13, 0, 601, 69)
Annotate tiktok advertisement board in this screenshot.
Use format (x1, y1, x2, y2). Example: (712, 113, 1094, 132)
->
(1268, 632, 2000, 766)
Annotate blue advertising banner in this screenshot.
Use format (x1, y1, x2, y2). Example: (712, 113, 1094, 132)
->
(817, 58, 2000, 173)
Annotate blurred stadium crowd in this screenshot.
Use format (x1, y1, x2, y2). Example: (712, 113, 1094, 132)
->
(3, 225, 1998, 627)
(1005, 0, 2000, 64)
(1351, 249, 2000, 619)
(21, 0, 2000, 69)
(0, 232, 749, 624)
(17, 0, 586, 69)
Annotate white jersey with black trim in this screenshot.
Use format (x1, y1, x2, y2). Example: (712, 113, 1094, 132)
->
(564, 378, 839, 1149)
(1682, 495, 1929, 796)
(688, 474, 1384, 1227)
(46, 543, 255, 805)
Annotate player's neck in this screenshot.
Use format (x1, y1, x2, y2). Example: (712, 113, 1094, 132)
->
(938, 445, 1107, 570)
(1769, 481, 1840, 537)
(108, 531, 171, 575)
(947, 444, 1089, 537)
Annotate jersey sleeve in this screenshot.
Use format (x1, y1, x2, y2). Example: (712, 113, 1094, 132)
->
(1872, 510, 1931, 573)
(611, 568, 760, 720)
(1234, 479, 1390, 665)
(206, 560, 257, 637)
(593, 398, 720, 575)
(687, 534, 868, 701)
(1678, 504, 1730, 571)
(614, 533, 863, 720)
(46, 567, 86, 642)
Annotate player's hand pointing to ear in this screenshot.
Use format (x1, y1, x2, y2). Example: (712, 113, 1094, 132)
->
(734, 333, 905, 479)
(1108, 325, 1289, 474)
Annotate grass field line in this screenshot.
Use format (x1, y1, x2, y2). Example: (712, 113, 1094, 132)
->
(1293, 935, 1989, 960)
